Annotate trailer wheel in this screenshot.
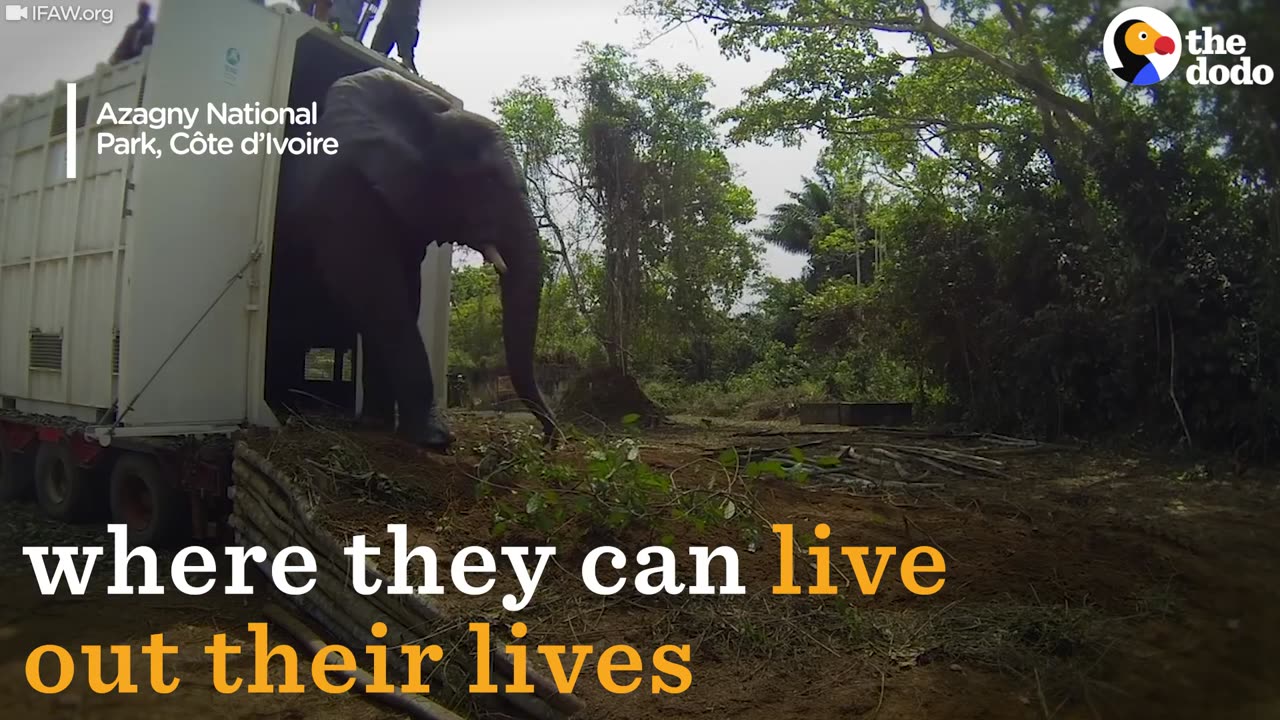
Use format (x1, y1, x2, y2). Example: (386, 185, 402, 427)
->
(0, 431, 34, 501)
(109, 454, 190, 547)
(34, 442, 105, 523)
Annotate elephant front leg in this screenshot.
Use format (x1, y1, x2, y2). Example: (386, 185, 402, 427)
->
(359, 341, 396, 430)
(309, 187, 452, 451)
(388, 246, 454, 448)
(363, 319, 454, 451)
(329, 261, 452, 451)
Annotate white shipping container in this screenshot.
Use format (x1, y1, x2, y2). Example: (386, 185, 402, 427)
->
(0, 0, 455, 442)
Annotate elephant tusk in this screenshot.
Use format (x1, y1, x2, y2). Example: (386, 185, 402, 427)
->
(481, 245, 508, 274)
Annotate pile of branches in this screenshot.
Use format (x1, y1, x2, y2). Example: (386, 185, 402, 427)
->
(718, 433, 1040, 492)
(230, 441, 583, 720)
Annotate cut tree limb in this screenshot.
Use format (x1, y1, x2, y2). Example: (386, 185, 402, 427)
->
(263, 602, 468, 720)
(231, 441, 585, 719)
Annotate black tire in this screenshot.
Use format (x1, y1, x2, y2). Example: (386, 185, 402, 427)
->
(0, 430, 34, 502)
(109, 453, 190, 547)
(34, 442, 107, 523)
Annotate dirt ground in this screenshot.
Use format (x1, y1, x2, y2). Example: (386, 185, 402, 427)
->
(3, 412, 1280, 720)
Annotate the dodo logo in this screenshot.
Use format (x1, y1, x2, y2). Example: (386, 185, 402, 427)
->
(1104, 7, 1181, 86)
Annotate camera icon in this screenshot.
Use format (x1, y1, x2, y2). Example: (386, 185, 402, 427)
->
(4, 5, 29, 21)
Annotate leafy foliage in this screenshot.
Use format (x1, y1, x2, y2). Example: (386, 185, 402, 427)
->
(484, 44, 760, 379)
(448, 264, 597, 372)
(482, 419, 752, 542)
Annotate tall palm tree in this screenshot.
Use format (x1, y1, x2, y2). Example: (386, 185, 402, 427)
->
(760, 168, 882, 288)
(757, 175, 836, 256)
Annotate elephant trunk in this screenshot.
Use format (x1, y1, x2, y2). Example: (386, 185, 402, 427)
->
(498, 225, 557, 441)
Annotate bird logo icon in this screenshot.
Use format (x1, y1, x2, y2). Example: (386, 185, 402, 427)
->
(1103, 7, 1182, 85)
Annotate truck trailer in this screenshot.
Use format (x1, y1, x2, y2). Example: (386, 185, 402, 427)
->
(0, 0, 455, 545)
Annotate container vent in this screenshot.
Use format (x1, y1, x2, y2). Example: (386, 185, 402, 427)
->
(112, 329, 120, 375)
(50, 100, 90, 137)
(29, 331, 63, 371)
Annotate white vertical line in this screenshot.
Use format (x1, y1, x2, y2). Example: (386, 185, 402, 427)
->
(66, 83, 77, 179)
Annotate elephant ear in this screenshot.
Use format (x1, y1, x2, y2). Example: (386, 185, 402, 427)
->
(313, 69, 457, 230)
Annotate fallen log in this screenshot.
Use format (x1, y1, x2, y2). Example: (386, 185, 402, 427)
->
(232, 469, 573, 720)
(871, 447, 907, 462)
(900, 454, 966, 477)
(231, 532, 424, 710)
(232, 491, 566, 720)
(854, 442, 1004, 467)
(263, 602, 467, 720)
(844, 442, 1012, 479)
(702, 439, 825, 458)
(231, 461, 449, 631)
(232, 441, 585, 719)
(843, 451, 891, 468)
(881, 481, 945, 491)
(976, 432, 1042, 447)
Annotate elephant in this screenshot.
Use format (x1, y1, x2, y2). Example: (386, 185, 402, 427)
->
(274, 68, 558, 451)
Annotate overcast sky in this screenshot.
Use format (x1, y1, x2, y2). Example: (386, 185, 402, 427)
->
(0, 0, 820, 280)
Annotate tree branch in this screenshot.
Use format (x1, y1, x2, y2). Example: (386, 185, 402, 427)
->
(654, 0, 1101, 132)
(913, 0, 1100, 130)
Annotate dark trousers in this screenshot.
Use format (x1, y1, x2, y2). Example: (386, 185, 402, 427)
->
(371, 0, 421, 70)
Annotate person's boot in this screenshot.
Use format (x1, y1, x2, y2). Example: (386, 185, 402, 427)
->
(401, 30, 420, 73)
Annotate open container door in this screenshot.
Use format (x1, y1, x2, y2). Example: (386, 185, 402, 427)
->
(112, 0, 284, 435)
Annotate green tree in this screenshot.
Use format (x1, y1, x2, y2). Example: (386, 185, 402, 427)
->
(761, 146, 882, 288)
(487, 44, 761, 381)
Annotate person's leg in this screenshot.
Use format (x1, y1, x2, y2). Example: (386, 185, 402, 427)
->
(329, 0, 363, 36)
(372, 0, 420, 66)
(370, 12, 396, 54)
(397, 28, 419, 72)
(386, 16, 419, 71)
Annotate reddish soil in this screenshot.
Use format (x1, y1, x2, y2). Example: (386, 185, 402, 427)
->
(3, 413, 1279, 719)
